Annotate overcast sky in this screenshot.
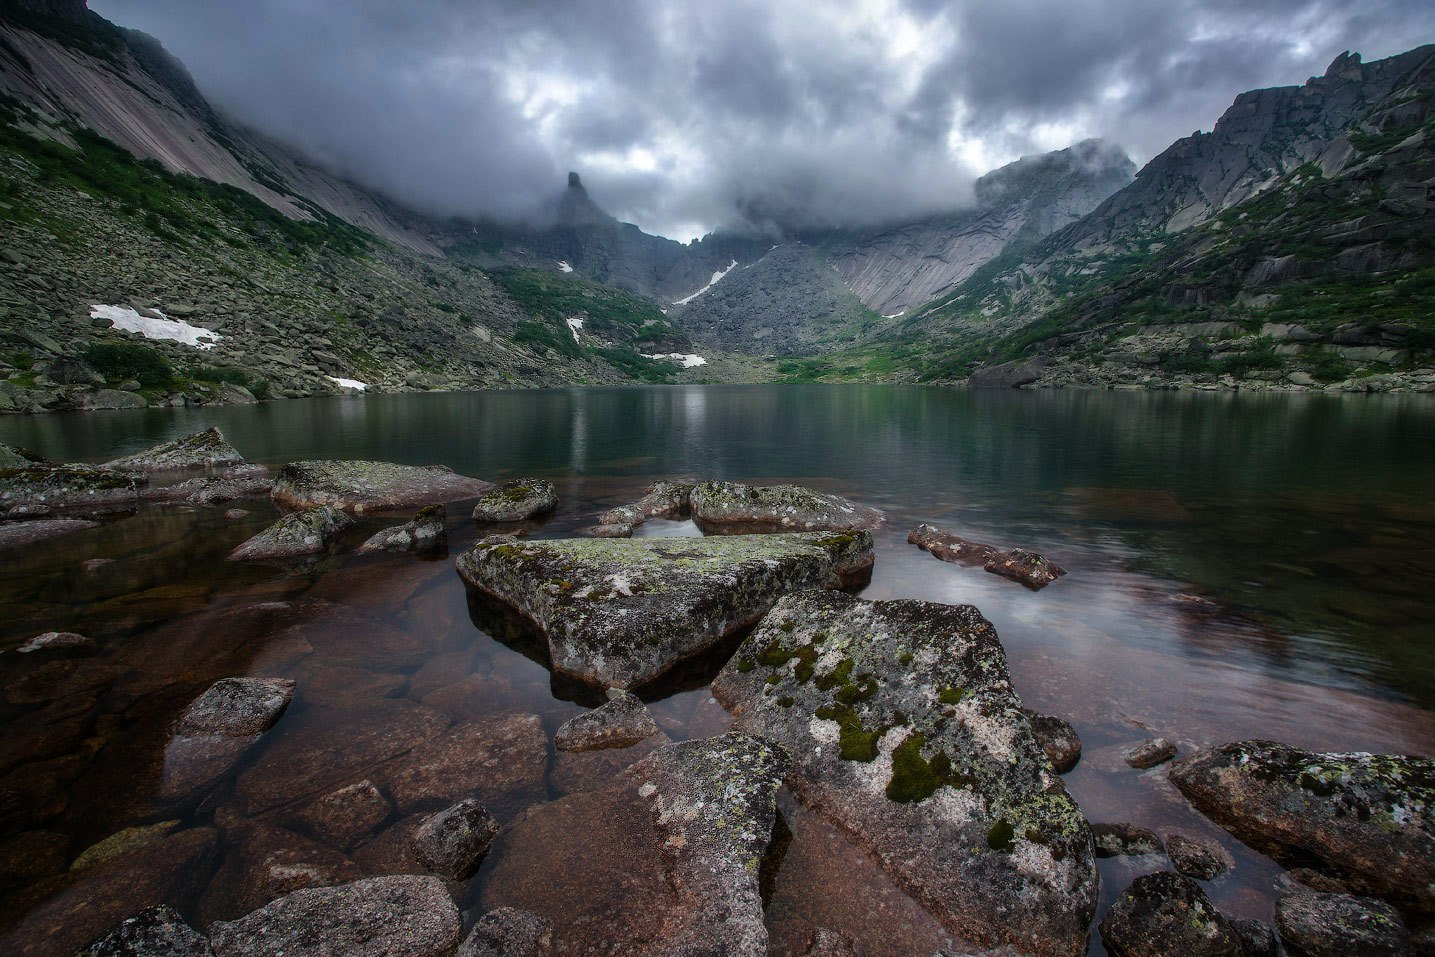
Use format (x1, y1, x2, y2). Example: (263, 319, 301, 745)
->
(94, 0, 1435, 241)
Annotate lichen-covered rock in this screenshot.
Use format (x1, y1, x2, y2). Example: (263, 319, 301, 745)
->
(0, 463, 143, 510)
(1091, 823, 1164, 858)
(209, 876, 460, 957)
(482, 732, 787, 956)
(1165, 834, 1233, 881)
(472, 479, 558, 523)
(145, 466, 273, 506)
(17, 631, 96, 654)
(1025, 710, 1082, 773)
(1124, 737, 1178, 770)
(712, 591, 1097, 957)
(104, 427, 244, 471)
(271, 460, 492, 515)
(412, 799, 500, 880)
(1098, 872, 1243, 957)
(178, 678, 295, 737)
(635, 481, 694, 518)
(456, 531, 874, 690)
(690, 481, 883, 534)
(908, 525, 1066, 590)
(82, 904, 212, 956)
(360, 504, 447, 554)
(1168, 740, 1435, 912)
(554, 690, 661, 752)
(228, 507, 353, 562)
(1229, 919, 1278, 957)
(456, 908, 553, 957)
(1274, 891, 1413, 957)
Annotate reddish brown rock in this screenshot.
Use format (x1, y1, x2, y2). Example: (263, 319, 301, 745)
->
(196, 822, 362, 925)
(288, 779, 392, 850)
(375, 712, 547, 818)
(908, 524, 1066, 590)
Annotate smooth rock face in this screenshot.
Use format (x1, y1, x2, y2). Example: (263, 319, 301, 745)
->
(0, 463, 143, 510)
(82, 904, 212, 957)
(457, 907, 553, 957)
(472, 479, 558, 523)
(228, 507, 353, 562)
(1274, 891, 1413, 957)
(1025, 711, 1082, 773)
(412, 799, 500, 880)
(456, 531, 874, 690)
(1168, 740, 1435, 912)
(712, 591, 1098, 957)
(482, 732, 787, 957)
(1165, 834, 1233, 881)
(209, 876, 460, 957)
(271, 460, 492, 514)
(1124, 737, 1178, 770)
(909, 525, 1067, 590)
(1098, 872, 1243, 957)
(689, 482, 883, 534)
(177, 678, 295, 737)
(104, 427, 244, 471)
(554, 690, 661, 752)
(359, 504, 447, 554)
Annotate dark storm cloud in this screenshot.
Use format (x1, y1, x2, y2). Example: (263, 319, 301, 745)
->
(93, 0, 1435, 240)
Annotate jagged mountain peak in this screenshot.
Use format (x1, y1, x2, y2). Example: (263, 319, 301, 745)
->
(974, 138, 1135, 209)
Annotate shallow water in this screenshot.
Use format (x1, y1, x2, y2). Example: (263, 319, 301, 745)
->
(1, 385, 1432, 955)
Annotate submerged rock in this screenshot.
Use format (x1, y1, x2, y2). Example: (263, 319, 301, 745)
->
(209, 875, 460, 957)
(177, 678, 295, 737)
(412, 799, 500, 880)
(104, 427, 244, 471)
(1098, 872, 1243, 957)
(272, 460, 491, 514)
(908, 524, 1067, 590)
(1274, 891, 1412, 957)
(802, 928, 862, 957)
(147, 466, 273, 506)
(1165, 834, 1233, 881)
(228, 507, 352, 563)
(359, 504, 447, 554)
(1025, 710, 1082, 773)
(689, 481, 882, 534)
(1124, 737, 1178, 770)
(456, 531, 874, 690)
(554, 690, 661, 752)
(456, 908, 553, 957)
(1091, 822, 1165, 858)
(712, 591, 1098, 957)
(289, 779, 391, 849)
(586, 481, 696, 537)
(472, 479, 558, 523)
(483, 732, 787, 956)
(0, 517, 100, 549)
(82, 904, 212, 957)
(1168, 740, 1435, 912)
(0, 463, 143, 511)
(17, 631, 97, 654)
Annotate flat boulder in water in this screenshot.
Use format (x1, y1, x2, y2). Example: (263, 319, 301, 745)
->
(689, 481, 882, 533)
(1168, 740, 1435, 913)
(456, 531, 874, 690)
(208, 875, 459, 957)
(0, 518, 100, 550)
(472, 479, 558, 523)
(271, 460, 492, 514)
(0, 463, 143, 510)
(228, 507, 352, 563)
(712, 591, 1097, 957)
(909, 524, 1066, 590)
(104, 427, 244, 471)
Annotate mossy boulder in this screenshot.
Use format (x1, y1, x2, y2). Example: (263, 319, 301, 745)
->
(1169, 740, 1435, 913)
(472, 478, 557, 523)
(690, 481, 883, 534)
(711, 591, 1097, 957)
(104, 427, 244, 471)
(0, 444, 49, 469)
(455, 531, 874, 691)
(0, 463, 144, 510)
(271, 460, 491, 515)
(228, 506, 352, 563)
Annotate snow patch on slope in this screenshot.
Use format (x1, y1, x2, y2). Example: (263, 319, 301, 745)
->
(566, 315, 584, 343)
(556, 260, 574, 273)
(642, 352, 707, 368)
(326, 376, 367, 391)
(92, 304, 220, 350)
(673, 260, 737, 305)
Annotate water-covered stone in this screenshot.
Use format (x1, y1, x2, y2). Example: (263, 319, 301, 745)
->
(177, 677, 295, 737)
(482, 732, 787, 956)
(1098, 872, 1243, 956)
(227, 507, 352, 562)
(147, 466, 273, 506)
(1124, 737, 1178, 769)
(1165, 834, 1233, 881)
(909, 524, 1066, 590)
(17, 631, 97, 654)
(554, 690, 661, 752)
(0, 517, 100, 549)
(472, 479, 558, 523)
(712, 591, 1098, 957)
(456, 907, 553, 957)
(272, 459, 491, 514)
(412, 798, 500, 880)
(289, 780, 392, 849)
(0, 463, 143, 510)
(208, 875, 460, 957)
(690, 481, 883, 533)
(196, 822, 362, 925)
(1274, 891, 1413, 957)
(104, 427, 245, 471)
(82, 904, 212, 956)
(359, 503, 447, 554)
(1091, 822, 1165, 858)
(1169, 740, 1435, 912)
(802, 928, 862, 956)
(1025, 710, 1082, 773)
(456, 531, 874, 690)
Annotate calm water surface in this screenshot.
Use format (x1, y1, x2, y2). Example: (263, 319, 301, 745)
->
(1, 385, 1432, 956)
